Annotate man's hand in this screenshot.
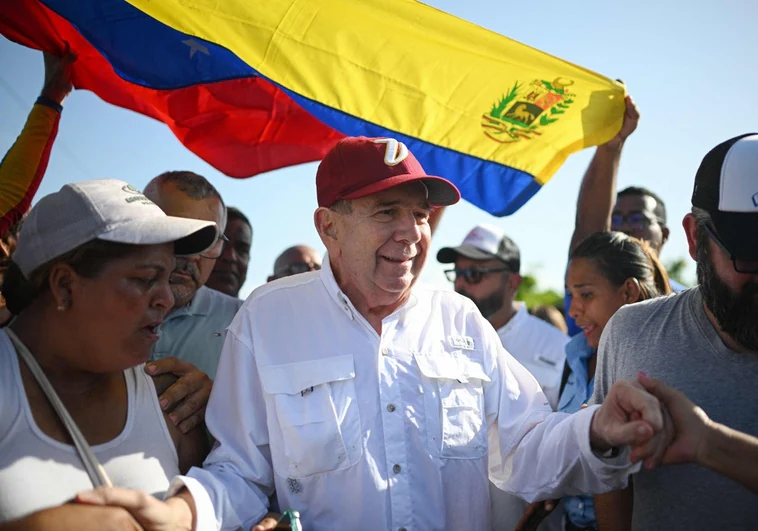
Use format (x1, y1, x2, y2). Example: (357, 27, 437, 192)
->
(4, 503, 143, 531)
(590, 379, 666, 460)
(514, 499, 559, 531)
(637, 372, 710, 466)
(146, 357, 212, 434)
(41, 51, 75, 104)
(252, 512, 288, 530)
(603, 94, 640, 150)
(75, 488, 192, 531)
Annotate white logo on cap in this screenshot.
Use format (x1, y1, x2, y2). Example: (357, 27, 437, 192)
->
(374, 138, 409, 166)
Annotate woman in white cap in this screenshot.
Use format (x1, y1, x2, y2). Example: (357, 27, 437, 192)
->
(0, 179, 219, 529)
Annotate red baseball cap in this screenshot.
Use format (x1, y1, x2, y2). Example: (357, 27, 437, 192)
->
(316, 136, 461, 208)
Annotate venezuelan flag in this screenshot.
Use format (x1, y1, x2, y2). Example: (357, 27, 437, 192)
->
(0, 0, 344, 178)
(127, 0, 626, 216)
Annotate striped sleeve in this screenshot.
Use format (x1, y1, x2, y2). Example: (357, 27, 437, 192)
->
(0, 101, 61, 236)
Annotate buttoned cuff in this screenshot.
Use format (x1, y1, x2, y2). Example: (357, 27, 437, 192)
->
(166, 476, 218, 531)
(574, 405, 641, 482)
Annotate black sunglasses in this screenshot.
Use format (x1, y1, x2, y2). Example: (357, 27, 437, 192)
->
(703, 224, 758, 274)
(444, 266, 510, 284)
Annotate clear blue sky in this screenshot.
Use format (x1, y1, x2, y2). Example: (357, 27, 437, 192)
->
(1, 0, 756, 298)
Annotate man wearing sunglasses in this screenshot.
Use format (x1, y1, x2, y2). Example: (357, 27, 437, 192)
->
(439, 225, 569, 531)
(438, 224, 568, 408)
(267, 244, 322, 282)
(591, 133, 758, 531)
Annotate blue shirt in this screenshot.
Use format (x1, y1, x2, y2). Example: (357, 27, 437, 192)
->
(558, 333, 597, 528)
(565, 278, 686, 337)
(151, 286, 243, 379)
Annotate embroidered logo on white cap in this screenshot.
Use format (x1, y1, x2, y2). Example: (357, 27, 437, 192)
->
(461, 224, 505, 255)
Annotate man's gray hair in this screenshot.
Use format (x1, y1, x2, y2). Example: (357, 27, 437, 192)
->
(144, 170, 225, 207)
(691, 206, 712, 228)
(329, 199, 353, 214)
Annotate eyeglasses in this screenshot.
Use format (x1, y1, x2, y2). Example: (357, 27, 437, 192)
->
(199, 234, 230, 259)
(611, 212, 662, 231)
(274, 261, 321, 279)
(444, 266, 510, 284)
(702, 224, 758, 274)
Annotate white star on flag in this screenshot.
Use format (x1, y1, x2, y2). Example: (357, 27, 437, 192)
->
(182, 39, 210, 58)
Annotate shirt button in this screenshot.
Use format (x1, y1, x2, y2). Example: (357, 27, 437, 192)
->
(387, 404, 396, 412)
(577, 502, 584, 509)
(393, 464, 401, 474)
(381, 348, 389, 356)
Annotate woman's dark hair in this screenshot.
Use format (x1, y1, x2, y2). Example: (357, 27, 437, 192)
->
(2, 239, 141, 315)
(570, 231, 672, 302)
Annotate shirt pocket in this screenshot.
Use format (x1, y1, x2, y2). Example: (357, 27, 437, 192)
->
(414, 350, 491, 459)
(260, 355, 363, 478)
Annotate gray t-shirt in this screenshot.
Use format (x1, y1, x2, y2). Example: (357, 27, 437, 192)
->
(592, 287, 758, 530)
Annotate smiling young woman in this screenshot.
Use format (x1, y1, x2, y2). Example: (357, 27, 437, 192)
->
(518, 230, 672, 531)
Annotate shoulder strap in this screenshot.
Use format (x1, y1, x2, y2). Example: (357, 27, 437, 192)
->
(558, 359, 572, 398)
(6, 328, 112, 488)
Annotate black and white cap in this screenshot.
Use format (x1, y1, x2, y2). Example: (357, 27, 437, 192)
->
(692, 133, 758, 261)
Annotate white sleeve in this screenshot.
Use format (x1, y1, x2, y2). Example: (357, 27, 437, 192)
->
(484, 326, 638, 502)
(167, 330, 273, 530)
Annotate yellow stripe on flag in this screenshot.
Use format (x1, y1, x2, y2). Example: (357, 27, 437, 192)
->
(128, 0, 625, 185)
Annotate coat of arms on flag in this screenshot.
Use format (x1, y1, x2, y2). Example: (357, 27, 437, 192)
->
(482, 78, 576, 143)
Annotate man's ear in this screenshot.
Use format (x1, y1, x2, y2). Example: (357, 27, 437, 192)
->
(48, 263, 77, 310)
(661, 225, 670, 246)
(509, 273, 522, 294)
(314, 207, 339, 243)
(682, 214, 698, 261)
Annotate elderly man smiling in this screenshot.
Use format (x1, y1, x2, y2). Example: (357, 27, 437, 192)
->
(77, 137, 671, 531)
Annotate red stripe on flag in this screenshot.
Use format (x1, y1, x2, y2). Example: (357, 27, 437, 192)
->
(0, 0, 344, 178)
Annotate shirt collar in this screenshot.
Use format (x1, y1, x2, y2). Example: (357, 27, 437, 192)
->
(565, 333, 594, 381)
(167, 286, 212, 320)
(497, 302, 527, 336)
(319, 252, 418, 323)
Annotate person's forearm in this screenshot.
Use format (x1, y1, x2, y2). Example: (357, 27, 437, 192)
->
(168, 489, 197, 530)
(0, 102, 61, 236)
(569, 142, 623, 255)
(700, 422, 758, 494)
(594, 483, 633, 531)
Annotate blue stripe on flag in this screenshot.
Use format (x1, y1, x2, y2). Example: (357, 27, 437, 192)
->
(282, 88, 541, 216)
(42, 0, 256, 88)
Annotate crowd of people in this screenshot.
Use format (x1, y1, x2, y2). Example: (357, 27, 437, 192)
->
(0, 53, 756, 531)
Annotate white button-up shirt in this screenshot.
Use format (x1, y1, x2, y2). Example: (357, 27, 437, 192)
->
(169, 257, 635, 530)
(497, 303, 569, 409)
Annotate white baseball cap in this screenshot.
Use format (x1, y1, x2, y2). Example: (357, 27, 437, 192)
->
(437, 224, 521, 272)
(14, 179, 219, 277)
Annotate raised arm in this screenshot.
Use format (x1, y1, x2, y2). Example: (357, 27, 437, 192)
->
(0, 52, 74, 237)
(569, 95, 639, 255)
